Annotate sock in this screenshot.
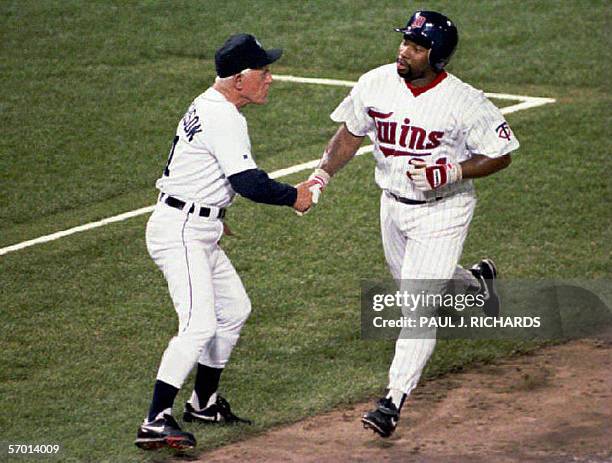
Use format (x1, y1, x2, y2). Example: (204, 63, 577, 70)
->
(386, 388, 407, 411)
(190, 391, 217, 410)
(192, 363, 223, 410)
(147, 380, 179, 422)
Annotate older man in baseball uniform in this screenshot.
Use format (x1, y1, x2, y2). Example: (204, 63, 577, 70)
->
(306, 10, 519, 437)
(135, 33, 314, 450)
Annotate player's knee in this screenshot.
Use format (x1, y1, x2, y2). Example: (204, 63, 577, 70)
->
(179, 323, 217, 350)
(220, 294, 251, 329)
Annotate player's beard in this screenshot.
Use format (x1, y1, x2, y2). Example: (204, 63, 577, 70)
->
(397, 62, 425, 82)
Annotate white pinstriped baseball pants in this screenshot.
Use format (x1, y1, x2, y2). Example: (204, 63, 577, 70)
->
(145, 202, 251, 389)
(380, 190, 478, 395)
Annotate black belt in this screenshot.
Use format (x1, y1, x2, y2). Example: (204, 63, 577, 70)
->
(160, 194, 226, 219)
(387, 191, 443, 205)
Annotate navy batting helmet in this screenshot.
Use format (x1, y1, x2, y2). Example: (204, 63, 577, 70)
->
(395, 11, 458, 71)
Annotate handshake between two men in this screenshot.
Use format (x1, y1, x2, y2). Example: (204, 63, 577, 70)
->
(292, 168, 330, 215)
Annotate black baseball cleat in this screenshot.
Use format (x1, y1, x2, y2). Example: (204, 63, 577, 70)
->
(361, 397, 399, 438)
(183, 395, 252, 425)
(134, 413, 196, 450)
(470, 258, 500, 317)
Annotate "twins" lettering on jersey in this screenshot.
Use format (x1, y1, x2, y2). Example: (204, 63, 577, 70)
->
(183, 105, 203, 142)
(368, 109, 444, 156)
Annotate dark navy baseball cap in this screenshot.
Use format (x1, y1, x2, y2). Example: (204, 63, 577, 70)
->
(215, 33, 283, 78)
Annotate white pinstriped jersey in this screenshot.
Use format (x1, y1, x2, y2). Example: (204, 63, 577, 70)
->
(331, 64, 519, 200)
(155, 87, 258, 208)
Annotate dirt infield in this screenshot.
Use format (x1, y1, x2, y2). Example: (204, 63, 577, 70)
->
(197, 337, 611, 462)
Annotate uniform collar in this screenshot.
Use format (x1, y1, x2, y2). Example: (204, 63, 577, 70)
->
(404, 71, 448, 97)
(204, 87, 229, 102)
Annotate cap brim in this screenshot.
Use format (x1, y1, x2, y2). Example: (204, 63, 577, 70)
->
(264, 48, 283, 65)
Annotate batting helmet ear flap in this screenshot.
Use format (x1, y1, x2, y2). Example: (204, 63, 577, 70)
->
(427, 22, 458, 71)
(426, 49, 433, 70)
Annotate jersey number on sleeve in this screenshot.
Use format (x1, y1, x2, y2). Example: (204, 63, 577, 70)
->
(163, 135, 179, 176)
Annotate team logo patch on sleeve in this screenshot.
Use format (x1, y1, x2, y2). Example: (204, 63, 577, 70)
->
(496, 122, 512, 140)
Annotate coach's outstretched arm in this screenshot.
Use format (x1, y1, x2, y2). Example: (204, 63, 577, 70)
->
(228, 168, 314, 212)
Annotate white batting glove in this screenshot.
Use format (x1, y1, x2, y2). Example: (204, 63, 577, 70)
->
(310, 183, 322, 204)
(308, 168, 331, 193)
(307, 168, 330, 208)
(407, 161, 462, 191)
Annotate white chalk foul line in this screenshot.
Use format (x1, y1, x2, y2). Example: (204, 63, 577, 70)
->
(0, 206, 157, 256)
(0, 74, 555, 257)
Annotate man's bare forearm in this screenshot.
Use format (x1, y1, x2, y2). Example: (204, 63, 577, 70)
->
(319, 124, 365, 176)
(460, 154, 512, 179)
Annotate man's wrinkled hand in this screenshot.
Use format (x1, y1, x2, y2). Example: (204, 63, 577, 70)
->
(293, 180, 316, 214)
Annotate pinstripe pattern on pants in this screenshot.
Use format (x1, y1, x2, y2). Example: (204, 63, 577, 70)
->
(380, 190, 477, 394)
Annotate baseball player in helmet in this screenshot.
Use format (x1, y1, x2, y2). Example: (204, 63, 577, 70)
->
(135, 33, 314, 450)
(305, 10, 518, 437)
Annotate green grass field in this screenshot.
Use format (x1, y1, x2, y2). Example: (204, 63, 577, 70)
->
(1, 1, 610, 461)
